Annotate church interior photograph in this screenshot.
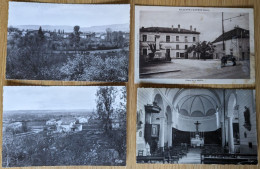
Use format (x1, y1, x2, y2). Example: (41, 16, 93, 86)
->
(136, 88, 258, 164)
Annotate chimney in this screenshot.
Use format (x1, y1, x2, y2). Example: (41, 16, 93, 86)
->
(190, 25, 192, 31)
(171, 25, 174, 30)
(178, 24, 180, 32)
(194, 28, 196, 32)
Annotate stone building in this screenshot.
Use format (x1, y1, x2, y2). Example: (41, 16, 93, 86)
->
(212, 27, 250, 60)
(139, 25, 200, 60)
(136, 88, 257, 164)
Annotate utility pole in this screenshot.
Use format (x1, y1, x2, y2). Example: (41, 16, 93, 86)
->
(222, 12, 225, 52)
(222, 13, 246, 58)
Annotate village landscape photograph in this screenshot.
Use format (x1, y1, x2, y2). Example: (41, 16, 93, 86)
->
(136, 6, 254, 81)
(6, 2, 129, 81)
(2, 86, 127, 167)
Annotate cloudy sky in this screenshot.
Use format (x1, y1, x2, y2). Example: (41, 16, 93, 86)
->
(8, 2, 129, 27)
(140, 11, 249, 42)
(3, 86, 124, 111)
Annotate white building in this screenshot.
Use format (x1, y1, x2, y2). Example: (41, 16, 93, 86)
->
(212, 27, 250, 60)
(139, 25, 200, 60)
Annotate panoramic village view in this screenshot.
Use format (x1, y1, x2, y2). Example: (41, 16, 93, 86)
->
(6, 2, 129, 81)
(2, 86, 127, 167)
(139, 10, 252, 79)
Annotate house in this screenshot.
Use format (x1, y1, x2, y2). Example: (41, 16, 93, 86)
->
(71, 124, 82, 132)
(139, 25, 200, 59)
(80, 32, 95, 39)
(46, 119, 56, 125)
(56, 118, 76, 132)
(112, 119, 121, 129)
(212, 26, 250, 60)
(77, 117, 89, 123)
(44, 32, 51, 38)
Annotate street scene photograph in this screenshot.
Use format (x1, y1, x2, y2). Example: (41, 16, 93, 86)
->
(6, 2, 129, 81)
(2, 86, 127, 167)
(136, 88, 257, 164)
(135, 6, 254, 83)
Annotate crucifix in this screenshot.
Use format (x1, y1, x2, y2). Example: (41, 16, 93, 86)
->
(194, 121, 201, 134)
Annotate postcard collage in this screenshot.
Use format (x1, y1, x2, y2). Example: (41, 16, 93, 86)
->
(0, 0, 258, 167)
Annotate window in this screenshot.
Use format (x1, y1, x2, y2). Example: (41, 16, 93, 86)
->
(185, 36, 188, 42)
(139, 131, 142, 137)
(176, 45, 179, 50)
(176, 52, 180, 58)
(166, 35, 170, 42)
(230, 49, 233, 56)
(193, 37, 196, 42)
(143, 48, 147, 55)
(176, 36, 179, 41)
(152, 127, 156, 136)
(185, 45, 188, 49)
(142, 35, 147, 42)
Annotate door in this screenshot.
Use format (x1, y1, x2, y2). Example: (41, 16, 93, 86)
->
(166, 49, 170, 60)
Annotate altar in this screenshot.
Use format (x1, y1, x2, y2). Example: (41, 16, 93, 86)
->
(191, 134, 204, 147)
(190, 121, 204, 147)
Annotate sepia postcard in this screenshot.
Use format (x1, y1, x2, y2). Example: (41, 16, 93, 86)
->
(136, 88, 257, 164)
(135, 6, 255, 84)
(2, 86, 127, 167)
(6, 2, 130, 82)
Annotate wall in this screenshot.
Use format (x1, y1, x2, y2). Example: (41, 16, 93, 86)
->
(140, 32, 199, 58)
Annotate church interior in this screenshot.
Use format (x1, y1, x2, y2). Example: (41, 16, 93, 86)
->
(136, 88, 258, 164)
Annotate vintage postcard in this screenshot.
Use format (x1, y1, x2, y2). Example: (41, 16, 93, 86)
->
(2, 86, 127, 167)
(136, 88, 257, 164)
(135, 6, 255, 84)
(6, 2, 129, 82)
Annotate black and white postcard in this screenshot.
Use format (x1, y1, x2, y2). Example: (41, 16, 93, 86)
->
(136, 88, 257, 164)
(135, 6, 255, 84)
(2, 86, 127, 167)
(6, 2, 129, 82)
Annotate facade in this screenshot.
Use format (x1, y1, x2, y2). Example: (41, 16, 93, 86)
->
(139, 25, 200, 60)
(136, 88, 257, 163)
(212, 27, 250, 60)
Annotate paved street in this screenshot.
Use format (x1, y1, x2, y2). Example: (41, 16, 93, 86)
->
(140, 59, 250, 79)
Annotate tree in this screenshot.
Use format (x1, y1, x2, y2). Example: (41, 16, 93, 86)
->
(69, 25, 80, 49)
(38, 26, 45, 41)
(106, 28, 112, 42)
(96, 87, 117, 131)
(187, 41, 215, 59)
(148, 43, 156, 59)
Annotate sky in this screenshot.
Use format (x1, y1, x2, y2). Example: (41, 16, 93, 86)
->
(3, 86, 124, 111)
(8, 2, 130, 27)
(140, 11, 249, 42)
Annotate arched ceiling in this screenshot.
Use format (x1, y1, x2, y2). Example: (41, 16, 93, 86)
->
(178, 95, 217, 117)
(171, 89, 222, 117)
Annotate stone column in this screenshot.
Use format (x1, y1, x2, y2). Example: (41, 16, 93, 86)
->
(221, 122, 225, 148)
(228, 116, 234, 153)
(168, 122, 173, 147)
(159, 117, 165, 149)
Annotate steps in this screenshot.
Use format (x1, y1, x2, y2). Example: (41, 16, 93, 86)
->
(178, 148, 201, 164)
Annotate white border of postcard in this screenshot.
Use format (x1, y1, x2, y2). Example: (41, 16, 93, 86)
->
(134, 6, 255, 85)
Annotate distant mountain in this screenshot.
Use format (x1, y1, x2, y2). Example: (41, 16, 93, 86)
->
(4, 109, 95, 114)
(11, 23, 129, 33)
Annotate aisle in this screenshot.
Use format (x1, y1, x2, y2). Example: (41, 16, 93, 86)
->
(178, 148, 201, 164)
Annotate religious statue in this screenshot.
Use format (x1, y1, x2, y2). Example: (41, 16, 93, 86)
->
(243, 106, 251, 131)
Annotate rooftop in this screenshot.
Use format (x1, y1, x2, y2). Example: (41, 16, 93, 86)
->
(212, 27, 249, 44)
(140, 27, 200, 34)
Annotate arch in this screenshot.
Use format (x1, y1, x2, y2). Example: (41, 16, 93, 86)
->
(227, 93, 237, 117)
(153, 93, 165, 115)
